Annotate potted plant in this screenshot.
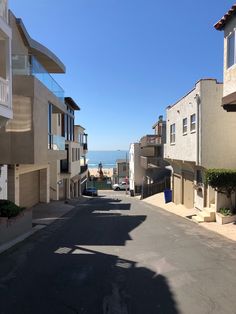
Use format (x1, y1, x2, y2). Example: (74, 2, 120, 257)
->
(216, 207, 236, 224)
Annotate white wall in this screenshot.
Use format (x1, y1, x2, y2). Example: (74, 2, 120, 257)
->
(0, 165, 7, 199)
(164, 83, 199, 162)
(129, 143, 144, 190)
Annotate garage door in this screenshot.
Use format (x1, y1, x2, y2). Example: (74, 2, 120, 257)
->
(173, 174, 181, 204)
(182, 172, 194, 209)
(19, 171, 40, 208)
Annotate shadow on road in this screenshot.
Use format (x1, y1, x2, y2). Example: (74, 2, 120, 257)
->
(48, 247, 180, 314)
(0, 195, 180, 313)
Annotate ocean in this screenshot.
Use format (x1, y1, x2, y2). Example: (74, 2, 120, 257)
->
(87, 150, 128, 169)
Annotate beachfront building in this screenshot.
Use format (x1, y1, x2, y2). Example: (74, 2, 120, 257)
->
(113, 159, 129, 184)
(74, 125, 88, 193)
(0, 11, 67, 207)
(215, 4, 236, 112)
(164, 79, 236, 218)
(129, 143, 145, 195)
(140, 115, 170, 184)
(0, 0, 12, 200)
(51, 97, 81, 200)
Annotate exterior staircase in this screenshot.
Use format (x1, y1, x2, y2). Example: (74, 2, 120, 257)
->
(192, 204, 216, 223)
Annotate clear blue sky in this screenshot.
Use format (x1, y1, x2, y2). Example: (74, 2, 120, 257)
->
(9, 0, 232, 150)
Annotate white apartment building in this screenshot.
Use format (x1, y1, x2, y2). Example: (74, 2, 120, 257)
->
(129, 143, 144, 195)
(164, 79, 236, 210)
(0, 0, 12, 199)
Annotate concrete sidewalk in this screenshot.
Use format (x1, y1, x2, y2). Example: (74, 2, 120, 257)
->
(141, 192, 236, 242)
(0, 197, 88, 254)
(32, 196, 89, 226)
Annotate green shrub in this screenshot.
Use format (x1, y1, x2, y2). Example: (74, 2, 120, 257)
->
(219, 207, 232, 216)
(205, 169, 236, 212)
(0, 200, 24, 218)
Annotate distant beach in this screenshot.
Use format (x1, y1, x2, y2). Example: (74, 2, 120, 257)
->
(87, 150, 128, 177)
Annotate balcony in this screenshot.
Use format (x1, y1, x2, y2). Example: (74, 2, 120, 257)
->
(12, 54, 65, 105)
(140, 135, 162, 147)
(140, 156, 165, 169)
(0, 0, 8, 22)
(48, 134, 65, 151)
(0, 76, 10, 109)
(80, 164, 88, 175)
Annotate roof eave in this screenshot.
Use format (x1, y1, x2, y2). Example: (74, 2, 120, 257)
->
(16, 18, 66, 73)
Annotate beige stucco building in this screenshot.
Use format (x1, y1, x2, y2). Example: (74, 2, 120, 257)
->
(0, 1, 12, 200)
(0, 11, 68, 208)
(215, 4, 236, 112)
(164, 79, 236, 210)
(139, 115, 169, 184)
(74, 124, 88, 193)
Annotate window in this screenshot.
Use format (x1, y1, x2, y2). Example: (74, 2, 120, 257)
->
(190, 114, 196, 132)
(227, 32, 235, 68)
(183, 118, 187, 134)
(170, 124, 175, 144)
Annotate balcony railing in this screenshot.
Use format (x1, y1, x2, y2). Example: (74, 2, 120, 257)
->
(0, 77, 10, 109)
(140, 156, 165, 169)
(80, 164, 88, 174)
(48, 134, 65, 151)
(140, 135, 162, 147)
(12, 54, 65, 105)
(0, 0, 8, 22)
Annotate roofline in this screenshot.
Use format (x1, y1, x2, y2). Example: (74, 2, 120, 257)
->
(14, 14, 65, 73)
(65, 97, 80, 111)
(166, 78, 222, 110)
(214, 4, 236, 31)
(75, 124, 85, 130)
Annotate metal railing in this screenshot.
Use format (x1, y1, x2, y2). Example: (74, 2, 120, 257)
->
(0, 76, 10, 108)
(12, 54, 65, 104)
(0, 0, 8, 22)
(80, 164, 88, 174)
(140, 135, 162, 147)
(140, 156, 165, 169)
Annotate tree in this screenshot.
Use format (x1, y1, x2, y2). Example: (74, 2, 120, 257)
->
(205, 169, 236, 213)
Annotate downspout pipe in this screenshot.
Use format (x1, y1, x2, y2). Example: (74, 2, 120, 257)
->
(194, 94, 201, 166)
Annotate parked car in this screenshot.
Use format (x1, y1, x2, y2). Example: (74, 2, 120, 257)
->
(112, 182, 129, 191)
(83, 187, 98, 196)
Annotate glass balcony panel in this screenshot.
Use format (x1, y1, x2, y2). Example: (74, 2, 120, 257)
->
(0, 0, 8, 22)
(0, 76, 10, 108)
(12, 54, 65, 105)
(52, 135, 65, 151)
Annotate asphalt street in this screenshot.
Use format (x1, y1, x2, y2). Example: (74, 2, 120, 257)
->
(0, 190, 236, 314)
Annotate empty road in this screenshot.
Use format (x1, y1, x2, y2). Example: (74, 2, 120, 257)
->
(0, 191, 236, 314)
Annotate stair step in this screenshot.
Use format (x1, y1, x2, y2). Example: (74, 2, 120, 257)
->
(210, 203, 216, 209)
(192, 215, 204, 223)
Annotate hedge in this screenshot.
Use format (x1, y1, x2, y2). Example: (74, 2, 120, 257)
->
(0, 200, 24, 218)
(205, 169, 236, 192)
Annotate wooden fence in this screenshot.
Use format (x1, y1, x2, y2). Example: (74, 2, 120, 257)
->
(141, 177, 170, 199)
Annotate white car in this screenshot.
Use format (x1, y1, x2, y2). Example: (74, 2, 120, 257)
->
(112, 182, 129, 191)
